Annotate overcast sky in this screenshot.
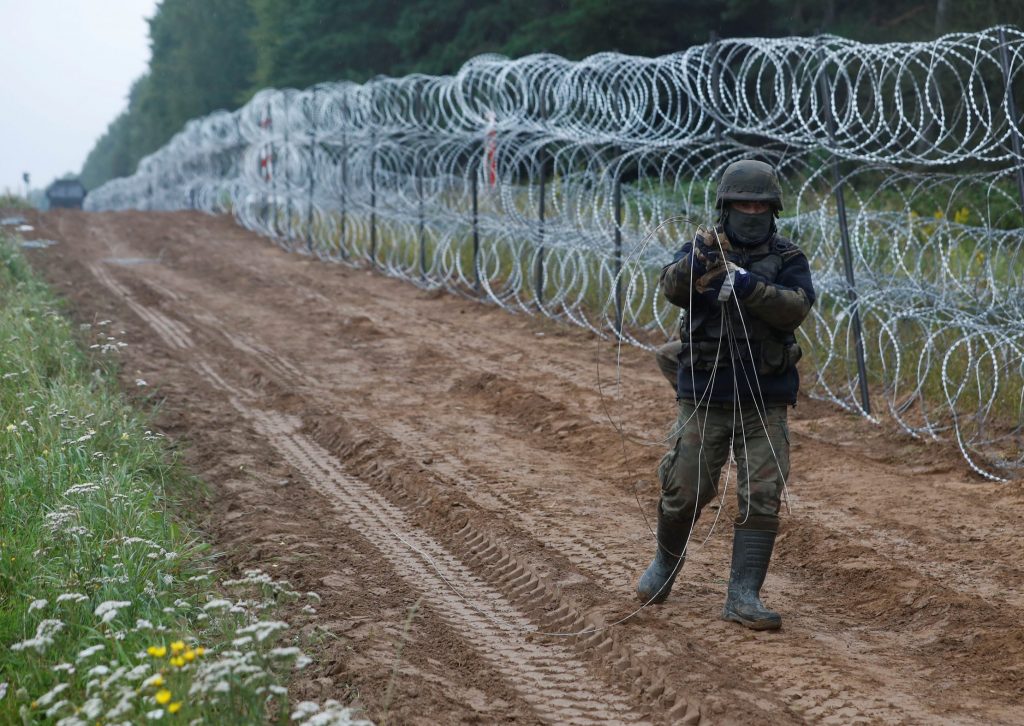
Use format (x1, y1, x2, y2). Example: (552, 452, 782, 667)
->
(0, 0, 158, 195)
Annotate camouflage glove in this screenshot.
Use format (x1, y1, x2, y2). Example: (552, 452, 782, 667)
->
(728, 264, 763, 300)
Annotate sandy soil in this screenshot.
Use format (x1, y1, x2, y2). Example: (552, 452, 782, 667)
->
(19, 209, 1024, 725)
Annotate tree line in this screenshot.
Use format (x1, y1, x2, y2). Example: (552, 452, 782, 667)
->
(79, 0, 1022, 190)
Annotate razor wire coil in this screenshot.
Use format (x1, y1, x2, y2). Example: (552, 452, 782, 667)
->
(87, 28, 1024, 480)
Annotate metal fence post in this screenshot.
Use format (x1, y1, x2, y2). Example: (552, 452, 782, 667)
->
(416, 91, 426, 281)
(817, 37, 871, 415)
(283, 93, 293, 245)
(997, 26, 1024, 220)
(613, 170, 624, 336)
(305, 88, 318, 253)
(472, 159, 480, 293)
(536, 153, 546, 306)
(339, 94, 348, 260)
(533, 91, 548, 307)
(268, 101, 277, 236)
(370, 135, 377, 268)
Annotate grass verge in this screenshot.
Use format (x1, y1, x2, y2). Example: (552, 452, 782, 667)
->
(0, 233, 368, 724)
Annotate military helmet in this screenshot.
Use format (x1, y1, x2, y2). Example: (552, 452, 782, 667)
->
(714, 159, 783, 212)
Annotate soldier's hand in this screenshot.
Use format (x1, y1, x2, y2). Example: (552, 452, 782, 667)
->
(694, 237, 724, 271)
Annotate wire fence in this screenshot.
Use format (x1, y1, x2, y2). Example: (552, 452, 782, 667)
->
(86, 28, 1024, 480)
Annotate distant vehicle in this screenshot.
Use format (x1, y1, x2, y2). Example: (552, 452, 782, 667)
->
(46, 179, 87, 209)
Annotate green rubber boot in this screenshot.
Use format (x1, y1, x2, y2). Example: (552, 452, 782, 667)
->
(636, 513, 689, 604)
(722, 522, 782, 631)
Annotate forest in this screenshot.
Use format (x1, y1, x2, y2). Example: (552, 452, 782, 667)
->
(79, 0, 1024, 190)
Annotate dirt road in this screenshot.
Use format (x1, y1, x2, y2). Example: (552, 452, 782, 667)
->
(22, 209, 1024, 724)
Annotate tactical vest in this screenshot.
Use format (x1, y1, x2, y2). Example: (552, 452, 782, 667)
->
(681, 233, 802, 376)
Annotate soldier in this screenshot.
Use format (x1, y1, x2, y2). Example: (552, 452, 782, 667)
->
(636, 160, 815, 631)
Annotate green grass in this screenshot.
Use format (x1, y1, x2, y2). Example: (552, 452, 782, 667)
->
(0, 195, 32, 210)
(0, 234, 361, 724)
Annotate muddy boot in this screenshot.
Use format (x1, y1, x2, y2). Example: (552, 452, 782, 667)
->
(636, 513, 688, 604)
(722, 521, 781, 631)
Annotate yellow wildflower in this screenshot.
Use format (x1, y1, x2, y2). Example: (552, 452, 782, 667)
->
(147, 645, 167, 658)
(183, 649, 195, 662)
(155, 689, 172, 705)
(168, 702, 182, 714)
(149, 674, 165, 687)
(5, 424, 14, 432)
(170, 656, 185, 668)
(120, 432, 129, 441)
(170, 640, 185, 654)
(194, 647, 205, 657)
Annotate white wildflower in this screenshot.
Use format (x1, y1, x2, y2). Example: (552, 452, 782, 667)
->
(291, 701, 321, 720)
(56, 715, 88, 726)
(135, 379, 147, 387)
(295, 653, 312, 669)
(302, 702, 374, 726)
(46, 699, 72, 718)
(134, 618, 154, 631)
(106, 687, 136, 718)
(0, 682, 6, 700)
(87, 665, 111, 677)
(81, 697, 103, 719)
(161, 574, 173, 585)
(306, 592, 321, 604)
(28, 598, 48, 613)
(52, 663, 75, 674)
(94, 600, 131, 624)
(35, 682, 70, 707)
(72, 429, 96, 444)
(236, 620, 289, 642)
(302, 604, 317, 614)
(268, 684, 288, 696)
(202, 599, 232, 611)
(269, 647, 303, 659)
(232, 636, 253, 647)
(44, 506, 79, 533)
(126, 664, 150, 681)
(56, 593, 88, 604)
(142, 674, 165, 688)
(10, 619, 64, 653)
(146, 708, 164, 720)
(76, 643, 104, 661)
(64, 482, 100, 496)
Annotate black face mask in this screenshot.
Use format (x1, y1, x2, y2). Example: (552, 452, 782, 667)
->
(724, 208, 776, 247)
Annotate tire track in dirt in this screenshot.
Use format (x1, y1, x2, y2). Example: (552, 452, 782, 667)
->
(87, 262, 194, 350)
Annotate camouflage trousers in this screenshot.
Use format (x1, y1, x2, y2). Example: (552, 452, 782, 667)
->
(658, 399, 790, 527)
